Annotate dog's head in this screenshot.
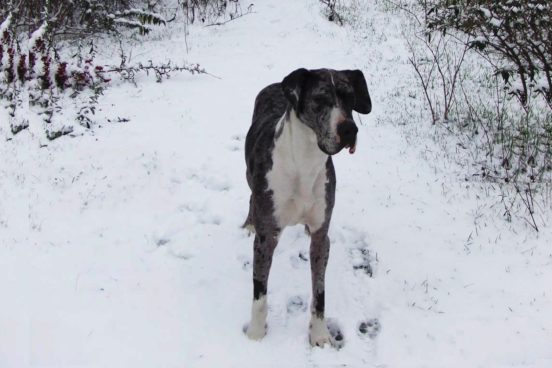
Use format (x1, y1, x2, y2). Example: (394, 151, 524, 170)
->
(281, 68, 371, 155)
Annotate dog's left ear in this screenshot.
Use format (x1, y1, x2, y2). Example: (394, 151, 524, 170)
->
(342, 70, 372, 114)
(282, 68, 310, 112)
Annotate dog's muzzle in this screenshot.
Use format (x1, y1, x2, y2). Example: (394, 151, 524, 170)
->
(337, 120, 358, 154)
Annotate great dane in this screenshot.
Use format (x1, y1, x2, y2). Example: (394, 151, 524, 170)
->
(243, 68, 371, 347)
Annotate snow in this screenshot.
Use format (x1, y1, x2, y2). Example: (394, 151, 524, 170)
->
(473, 35, 486, 43)
(490, 17, 502, 28)
(126, 8, 167, 23)
(534, 76, 549, 93)
(28, 23, 47, 50)
(113, 18, 153, 31)
(0, 13, 11, 36)
(480, 7, 492, 18)
(1, 0, 552, 367)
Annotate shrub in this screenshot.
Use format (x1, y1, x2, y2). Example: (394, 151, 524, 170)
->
(0, 1, 211, 139)
(384, 0, 552, 229)
(427, 0, 551, 110)
(0, 0, 168, 39)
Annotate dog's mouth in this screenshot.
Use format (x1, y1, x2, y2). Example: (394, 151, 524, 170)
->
(345, 138, 357, 154)
(318, 137, 357, 155)
(336, 121, 358, 155)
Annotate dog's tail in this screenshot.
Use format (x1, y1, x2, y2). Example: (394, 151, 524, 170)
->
(242, 196, 255, 235)
(242, 221, 255, 236)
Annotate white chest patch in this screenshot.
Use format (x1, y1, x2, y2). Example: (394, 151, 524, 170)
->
(266, 111, 328, 232)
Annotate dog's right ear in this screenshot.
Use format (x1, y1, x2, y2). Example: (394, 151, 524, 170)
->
(281, 68, 310, 112)
(342, 69, 372, 114)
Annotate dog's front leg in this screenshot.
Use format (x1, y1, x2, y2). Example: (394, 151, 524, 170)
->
(309, 230, 332, 347)
(246, 231, 279, 340)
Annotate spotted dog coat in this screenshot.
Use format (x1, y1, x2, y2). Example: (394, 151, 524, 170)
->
(243, 68, 371, 347)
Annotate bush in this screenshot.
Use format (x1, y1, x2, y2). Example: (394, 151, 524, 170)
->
(387, 0, 552, 229)
(0, 0, 168, 39)
(427, 0, 551, 110)
(0, 1, 212, 139)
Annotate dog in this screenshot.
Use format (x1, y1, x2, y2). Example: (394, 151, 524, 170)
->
(243, 68, 371, 347)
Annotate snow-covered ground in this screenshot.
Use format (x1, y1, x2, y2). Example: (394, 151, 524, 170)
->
(1, 1, 551, 367)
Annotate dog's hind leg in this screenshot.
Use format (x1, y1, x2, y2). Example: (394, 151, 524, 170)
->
(245, 230, 280, 340)
(308, 229, 333, 347)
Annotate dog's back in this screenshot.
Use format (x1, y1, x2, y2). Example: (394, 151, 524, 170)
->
(244, 83, 289, 195)
(245, 83, 287, 164)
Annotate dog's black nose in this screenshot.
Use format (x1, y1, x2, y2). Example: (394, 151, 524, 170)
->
(337, 121, 358, 145)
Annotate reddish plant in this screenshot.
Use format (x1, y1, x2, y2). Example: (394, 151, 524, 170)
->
(28, 50, 36, 74)
(17, 54, 27, 82)
(33, 38, 46, 55)
(6, 47, 15, 83)
(1, 30, 10, 44)
(55, 62, 69, 89)
(40, 55, 51, 90)
(94, 66, 111, 83)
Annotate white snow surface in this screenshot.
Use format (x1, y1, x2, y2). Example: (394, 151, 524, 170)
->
(1, 1, 552, 367)
(0, 14, 12, 36)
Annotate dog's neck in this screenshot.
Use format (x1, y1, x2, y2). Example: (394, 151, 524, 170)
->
(267, 107, 329, 230)
(273, 108, 328, 170)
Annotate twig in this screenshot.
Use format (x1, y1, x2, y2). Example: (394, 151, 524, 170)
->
(382, 0, 423, 27)
(204, 9, 254, 27)
(514, 183, 539, 232)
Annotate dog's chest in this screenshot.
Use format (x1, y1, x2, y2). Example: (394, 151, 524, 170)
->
(266, 118, 328, 231)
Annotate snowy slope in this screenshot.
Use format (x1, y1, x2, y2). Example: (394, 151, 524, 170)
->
(1, 0, 551, 367)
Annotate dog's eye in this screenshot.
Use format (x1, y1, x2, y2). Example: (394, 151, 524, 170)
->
(338, 91, 354, 108)
(313, 96, 330, 106)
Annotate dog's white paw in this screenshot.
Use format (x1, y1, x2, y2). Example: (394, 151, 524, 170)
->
(245, 322, 267, 341)
(245, 296, 268, 341)
(309, 317, 332, 348)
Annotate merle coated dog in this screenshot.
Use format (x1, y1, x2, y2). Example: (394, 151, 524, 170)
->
(243, 68, 371, 347)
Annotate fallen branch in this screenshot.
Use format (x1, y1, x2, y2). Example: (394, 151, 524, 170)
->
(100, 60, 220, 83)
(204, 7, 254, 27)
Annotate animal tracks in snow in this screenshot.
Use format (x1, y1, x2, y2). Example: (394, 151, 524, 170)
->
(238, 224, 380, 348)
(289, 249, 309, 269)
(326, 318, 346, 349)
(358, 319, 382, 339)
(227, 134, 245, 152)
(184, 168, 231, 192)
(286, 295, 308, 315)
(334, 226, 377, 277)
(350, 247, 374, 277)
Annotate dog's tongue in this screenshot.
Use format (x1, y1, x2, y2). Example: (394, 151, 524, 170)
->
(348, 138, 357, 154)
